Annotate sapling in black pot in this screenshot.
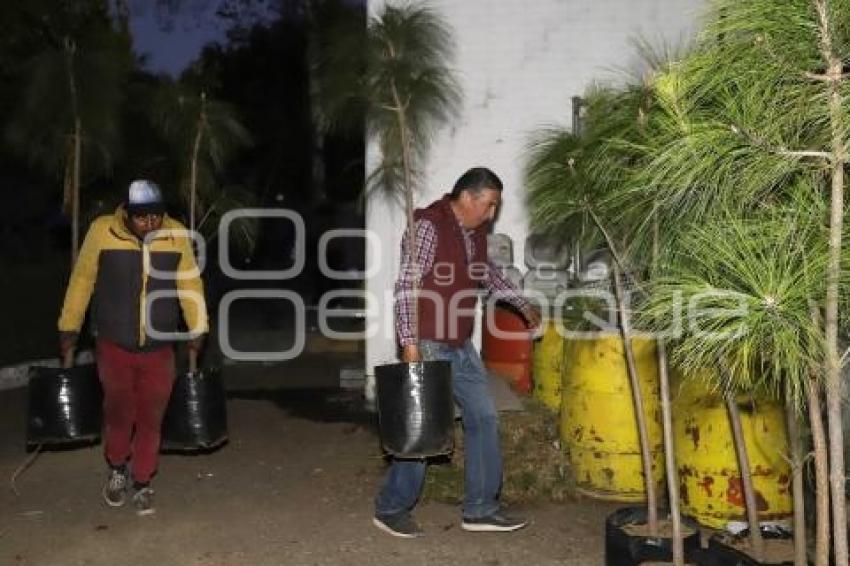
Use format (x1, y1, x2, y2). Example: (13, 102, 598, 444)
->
(642, 214, 824, 566)
(314, 4, 461, 457)
(526, 74, 699, 564)
(629, 0, 850, 561)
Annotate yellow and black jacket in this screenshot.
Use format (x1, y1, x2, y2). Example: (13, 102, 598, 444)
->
(58, 206, 208, 351)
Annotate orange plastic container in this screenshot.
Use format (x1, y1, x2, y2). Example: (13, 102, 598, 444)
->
(481, 306, 533, 393)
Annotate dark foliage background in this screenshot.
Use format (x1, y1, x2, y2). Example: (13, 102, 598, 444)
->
(0, 0, 366, 363)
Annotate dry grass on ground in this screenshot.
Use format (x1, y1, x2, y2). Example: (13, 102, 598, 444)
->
(421, 398, 579, 505)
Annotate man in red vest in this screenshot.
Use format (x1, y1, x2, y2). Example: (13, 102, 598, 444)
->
(374, 167, 541, 538)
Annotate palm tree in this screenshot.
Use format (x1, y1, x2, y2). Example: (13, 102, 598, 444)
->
(5, 7, 130, 266)
(314, 2, 461, 338)
(151, 81, 252, 233)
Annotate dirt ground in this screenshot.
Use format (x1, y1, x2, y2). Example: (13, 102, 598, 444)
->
(0, 386, 617, 566)
(0, 252, 617, 565)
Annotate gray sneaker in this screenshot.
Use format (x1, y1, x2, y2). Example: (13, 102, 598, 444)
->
(372, 513, 424, 538)
(461, 511, 528, 532)
(102, 467, 128, 507)
(132, 487, 155, 516)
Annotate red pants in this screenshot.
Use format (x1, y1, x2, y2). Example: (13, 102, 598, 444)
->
(96, 339, 175, 483)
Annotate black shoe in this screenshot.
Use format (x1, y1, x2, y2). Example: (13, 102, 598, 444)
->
(132, 486, 155, 516)
(102, 466, 129, 507)
(461, 511, 528, 532)
(372, 513, 424, 538)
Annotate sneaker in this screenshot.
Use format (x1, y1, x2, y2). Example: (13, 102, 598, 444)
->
(102, 467, 129, 507)
(372, 513, 424, 538)
(132, 486, 155, 516)
(461, 511, 528, 532)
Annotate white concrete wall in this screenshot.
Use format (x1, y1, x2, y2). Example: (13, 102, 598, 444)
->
(364, 0, 706, 398)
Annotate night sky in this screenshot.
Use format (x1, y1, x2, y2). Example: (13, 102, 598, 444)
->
(128, 2, 228, 76)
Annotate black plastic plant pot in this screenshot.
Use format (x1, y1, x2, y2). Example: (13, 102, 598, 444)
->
(604, 506, 701, 566)
(27, 364, 102, 447)
(701, 529, 794, 566)
(161, 367, 228, 451)
(375, 360, 453, 458)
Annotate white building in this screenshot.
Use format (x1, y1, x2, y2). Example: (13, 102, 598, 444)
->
(364, 0, 706, 399)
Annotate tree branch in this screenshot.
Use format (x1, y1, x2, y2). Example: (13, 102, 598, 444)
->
(839, 344, 850, 367)
(804, 71, 850, 82)
(728, 123, 833, 161)
(777, 149, 834, 160)
(196, 203, 217, 233)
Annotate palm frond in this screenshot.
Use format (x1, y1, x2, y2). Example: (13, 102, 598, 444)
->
(5, 44, 128, 177)
(150, 81, 252, 216)
(197, 184, 259, 258)
(314, 3, 461, 200)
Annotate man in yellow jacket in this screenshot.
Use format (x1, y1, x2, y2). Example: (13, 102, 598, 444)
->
(58, 180, 208, 516)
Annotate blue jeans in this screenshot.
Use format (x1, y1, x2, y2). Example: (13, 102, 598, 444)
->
(375, 339, 502, 519)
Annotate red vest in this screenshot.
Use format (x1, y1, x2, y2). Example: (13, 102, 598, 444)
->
(414, 195, 488, 347)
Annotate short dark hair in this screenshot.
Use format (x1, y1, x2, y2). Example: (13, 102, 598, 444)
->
(450, 167, 503, 199)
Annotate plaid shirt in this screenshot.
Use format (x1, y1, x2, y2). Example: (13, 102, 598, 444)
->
(395, 218, 532, 347)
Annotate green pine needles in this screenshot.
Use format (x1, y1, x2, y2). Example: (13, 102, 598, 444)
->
(640, 208, 827, 407)
(526, 0, 850, 562)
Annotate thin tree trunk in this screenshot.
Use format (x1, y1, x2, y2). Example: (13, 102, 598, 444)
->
(71, 119, 81, 267)
(304, 14, 326, 207)
(389, 70, 419, 345)
(312, 135, 325, 204)
(189, 92, 207, 233)
(724, 392, 765, 562)
(649, 199, 681, 559)
(814, 3, 848, 562)
(785, 396, 806, 566)
(658, 340, 683, 565)
(65, 38, 81, 267)
(613, 266, 658, 534)
(652, 212, 682, 562)
(589, 208, 658, 534)
(809, 376, 830, 566)
(825, 85, 848, 566)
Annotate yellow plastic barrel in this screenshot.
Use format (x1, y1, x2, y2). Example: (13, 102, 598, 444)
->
(672, 375, 792, 529)
(560, 334, 664, 501)
(532, 321, 563, 411)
